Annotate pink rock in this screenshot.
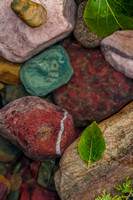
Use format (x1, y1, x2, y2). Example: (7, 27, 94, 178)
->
(0, 96, 76, 160)
(101, 30, 133, 79)
(0, 0, 76, 63)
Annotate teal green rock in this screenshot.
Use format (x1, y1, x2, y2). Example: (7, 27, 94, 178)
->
(0, 136, 22, 162)
(37, 159, 59, 191)
(20, 45, 73, 96)
(2, 85, 54, 106)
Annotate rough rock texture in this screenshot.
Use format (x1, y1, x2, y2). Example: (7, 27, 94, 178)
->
(0, 96, 76, 160)
(0, 0, 76, 63)
(20, 46, 73, 96)
(74, 2, 102, 48)
(0, 57, 21, 85)
(53, 38, 133, 127)
(55, 102, 133, 200)
(101, 30, 133, 79)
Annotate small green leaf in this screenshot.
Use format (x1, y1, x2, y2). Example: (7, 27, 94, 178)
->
(78, 121, 106, 168)
(84, 0, 133, 37)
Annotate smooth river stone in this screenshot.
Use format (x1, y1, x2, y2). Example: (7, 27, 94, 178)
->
(0, 0, 76, 63)
(0, 57, 21, 85)
(53, 38, 133, 127)
(101, 30, 133, 79)
(74, 1, 102, 48)
(0, 96, 76, 160)
(54, 102, 133, 200)
(20, 46, 73, 96)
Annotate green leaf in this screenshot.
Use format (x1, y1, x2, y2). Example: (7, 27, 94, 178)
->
(78, 121, 106, 169)
(84, 0, 133, 37)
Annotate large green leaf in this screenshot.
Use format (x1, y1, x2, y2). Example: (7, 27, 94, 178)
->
(78, 121, 106, 169)
(84, 0, 133, 37)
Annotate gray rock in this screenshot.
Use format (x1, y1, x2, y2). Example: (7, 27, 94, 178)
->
(74, 1, 103, 48)
(101, 30, 133, 79)
(0, 0, 76, 63)
(54, 102, 133, 200)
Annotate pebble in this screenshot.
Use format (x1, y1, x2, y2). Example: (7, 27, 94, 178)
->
(20, 45, 73, 96)
(1, 85, 53, 106)
(0, 0, 76, 63)
(37, 159, 59, 191)
(0, 175, 10, 200)
(0, 136, 21, 162)
(101, 30, 133, 79)
(53, 38, 133, 126)
(74, 1, 102, 48)
(0, 56, 21, 85)
(0, 96, 76, 160)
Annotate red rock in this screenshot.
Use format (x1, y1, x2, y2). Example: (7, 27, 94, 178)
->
(0, 96, 76, 160)
(30, 161, 41, 179)
(0, 182, 8, 200)
(53, 38, 133, 126)
(31, 185, 58, 200)
(20, 184, 30, 200)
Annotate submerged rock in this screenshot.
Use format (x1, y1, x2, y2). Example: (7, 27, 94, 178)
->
(0, 96, 76, 160)
(101, 30, 133, 79)
(0, 57, 21, 85)
(55, 102, 133, 200)
(0, 136, 21, 163)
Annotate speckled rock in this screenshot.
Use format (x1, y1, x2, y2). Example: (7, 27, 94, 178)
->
(0, 136, 21, 163)
(0, 57, 21, 85)
(54, 102, 133, 200)
(53, 38, 133, 126)
(0, 0, 76, 63)
(1, 85, 53, 106)
(20, 45, 73, 96)
(0, 96, 76, 160)
(101, 30, 133, 79)
(74, 1, 102, 48)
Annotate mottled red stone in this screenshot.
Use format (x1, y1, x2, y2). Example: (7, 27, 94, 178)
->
(20, 184, 30, 200)
(0, 182, 8, 200)
(53, 38, 133, 126)
(30, 161, 41, 179)
(31, 185, 58, 200)
(0, 96, 76, 160)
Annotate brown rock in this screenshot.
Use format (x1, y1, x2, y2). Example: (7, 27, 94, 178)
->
(74, 2, 102, 48)
(54, 102, 133, 200)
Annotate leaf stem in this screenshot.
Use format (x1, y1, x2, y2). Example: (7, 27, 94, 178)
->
(87, 161, 90, 170)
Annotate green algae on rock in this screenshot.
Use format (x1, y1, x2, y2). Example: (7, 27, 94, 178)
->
(20, 45, 73, 96)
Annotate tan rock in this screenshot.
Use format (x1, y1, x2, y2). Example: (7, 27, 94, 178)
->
(55, 102, 133, 200)
(0, 56, 21, 85)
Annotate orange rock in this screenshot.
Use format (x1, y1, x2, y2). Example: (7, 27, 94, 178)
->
(0, 56, 21, 85)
